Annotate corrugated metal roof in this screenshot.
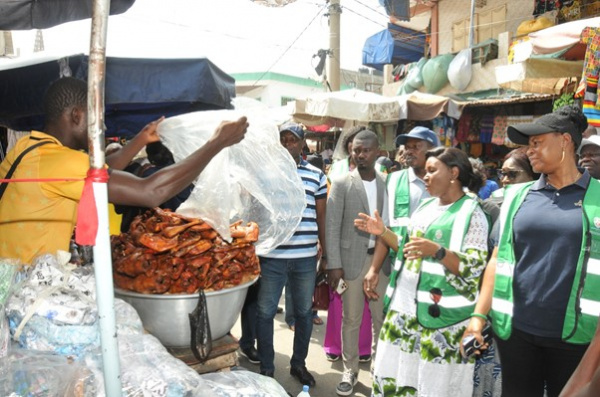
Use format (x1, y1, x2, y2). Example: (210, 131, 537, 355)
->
(461, 93, 555, 107)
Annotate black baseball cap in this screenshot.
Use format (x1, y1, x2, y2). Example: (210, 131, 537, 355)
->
(507, 105, 587, 147)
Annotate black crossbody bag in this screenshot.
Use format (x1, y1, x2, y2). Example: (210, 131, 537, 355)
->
(0, 140, 52, 200)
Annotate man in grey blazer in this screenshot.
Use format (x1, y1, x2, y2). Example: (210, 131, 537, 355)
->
(326, 129, 389, 396)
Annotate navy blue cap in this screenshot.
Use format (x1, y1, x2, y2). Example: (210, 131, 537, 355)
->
(395, 126, 440, 147)
(279, 122, 305, 140)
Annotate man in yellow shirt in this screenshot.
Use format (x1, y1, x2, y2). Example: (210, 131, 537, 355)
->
(0, 77, 248, 264)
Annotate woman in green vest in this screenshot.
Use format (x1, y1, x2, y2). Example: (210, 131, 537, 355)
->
(463, 105, 599, 397)
(356, 147, 489, 397)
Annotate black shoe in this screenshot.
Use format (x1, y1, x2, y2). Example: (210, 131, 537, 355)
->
(240, 347, 260, 364)
(326, 353, 340, 362)
(290, 365, 316, 387)
(359, 354, 372, 363)
(260, 369, 274, 378)
(276, 306, 284, 314)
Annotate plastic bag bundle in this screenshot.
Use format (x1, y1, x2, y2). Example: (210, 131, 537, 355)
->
(422, 54, 454, 94)
(448, 48, 473, 91)
(159, 110, 306, 255)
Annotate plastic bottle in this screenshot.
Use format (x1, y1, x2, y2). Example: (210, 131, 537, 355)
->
(297, 385, 310, 397)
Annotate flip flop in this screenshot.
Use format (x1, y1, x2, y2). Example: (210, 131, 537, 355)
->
(312, 315, 324, 325)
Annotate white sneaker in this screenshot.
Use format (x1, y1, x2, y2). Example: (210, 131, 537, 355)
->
(336, 370, 358, 396)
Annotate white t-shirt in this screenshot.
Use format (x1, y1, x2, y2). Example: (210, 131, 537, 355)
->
(362, 178, 377, 249)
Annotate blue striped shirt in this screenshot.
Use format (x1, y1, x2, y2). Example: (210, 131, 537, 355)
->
(263, 159, 327, 259)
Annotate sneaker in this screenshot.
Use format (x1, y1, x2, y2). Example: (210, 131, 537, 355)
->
(359, 354, 372, 363)
(336, 370, 358, 396)
(240, 347, 260, 364)
(326, 353, 340, 362)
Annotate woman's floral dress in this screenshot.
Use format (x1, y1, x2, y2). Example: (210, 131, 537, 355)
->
(372, 200, 489, 397)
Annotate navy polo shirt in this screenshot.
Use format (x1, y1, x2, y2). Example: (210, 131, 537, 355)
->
(509, 170, 590, 337)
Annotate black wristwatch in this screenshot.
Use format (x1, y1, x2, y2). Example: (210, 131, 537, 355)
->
(434, 246, 446, 261)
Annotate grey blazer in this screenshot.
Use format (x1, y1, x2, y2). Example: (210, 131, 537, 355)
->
(326, 168, 389, 281)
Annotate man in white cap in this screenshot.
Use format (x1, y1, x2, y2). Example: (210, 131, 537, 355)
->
(579, 135, 600, 179)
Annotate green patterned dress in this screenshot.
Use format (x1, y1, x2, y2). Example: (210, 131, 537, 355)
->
(372, 201, 488, 397)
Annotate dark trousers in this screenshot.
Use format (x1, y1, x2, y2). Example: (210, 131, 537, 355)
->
(239, 279, 259, 350)
(495, 328, 588, 397)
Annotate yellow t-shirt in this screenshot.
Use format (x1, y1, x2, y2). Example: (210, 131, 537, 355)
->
(0, 131, 88, 264)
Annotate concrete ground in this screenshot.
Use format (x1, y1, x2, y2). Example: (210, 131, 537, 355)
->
(230, 299, 374, 397)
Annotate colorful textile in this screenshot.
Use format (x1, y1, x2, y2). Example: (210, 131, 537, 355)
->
(492, 115, 508, 145)
(480, 115, 494, 144)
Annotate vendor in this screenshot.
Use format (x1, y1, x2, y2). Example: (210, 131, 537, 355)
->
(0, 77, 248, 264)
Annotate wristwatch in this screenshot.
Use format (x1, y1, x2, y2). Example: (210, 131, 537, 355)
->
(434, 246, 446, 261)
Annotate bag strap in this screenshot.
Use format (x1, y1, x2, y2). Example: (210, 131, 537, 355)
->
(0, 139, 53, 200)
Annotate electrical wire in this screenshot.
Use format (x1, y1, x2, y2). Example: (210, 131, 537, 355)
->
(251, 4, 327, 86)
(347, 0, 389, 19)
(342, 5, 388, 28)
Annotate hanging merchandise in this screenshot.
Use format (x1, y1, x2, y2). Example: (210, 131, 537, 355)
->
(479, 115, 494, 144)
(578, 27, 600, 127)
(422, 54, 454, 94)
(557, 0, 582, 23)
(456, 113, 472, 143)
(492, 113, 508, 146)
(467, 113, 482, 143)
(448, 49, 472, 91)
(533, 0, 557, 16)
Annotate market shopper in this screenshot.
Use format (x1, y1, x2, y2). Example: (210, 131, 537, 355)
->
(0, 77, 248, 264)
(326, 129, 389, 396)
(463, 105, 600, 397)
(255, 122, 327, 387)
(356, 147, 488, 397)
(578, 134, 600, 179)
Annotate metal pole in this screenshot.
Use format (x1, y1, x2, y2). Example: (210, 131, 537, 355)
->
(468, 0, 476, 48)
(327, 0, 341, 91)
(89, 0, 122, 395)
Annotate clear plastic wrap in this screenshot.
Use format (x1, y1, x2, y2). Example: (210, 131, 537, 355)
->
(158, 109, 306, 255)
(202, 369, 289, 396)
(448, 48, 472, 91)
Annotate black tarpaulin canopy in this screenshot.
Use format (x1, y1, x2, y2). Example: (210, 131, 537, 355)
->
(0, 0, 135, 29)
(0, 53, 236, 138)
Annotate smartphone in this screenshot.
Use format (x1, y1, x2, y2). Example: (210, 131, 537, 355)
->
(461, 324, 493, 358)
(336, 278, 348, 295)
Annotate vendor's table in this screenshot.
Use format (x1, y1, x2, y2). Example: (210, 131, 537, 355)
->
(168, 333, 239, 374)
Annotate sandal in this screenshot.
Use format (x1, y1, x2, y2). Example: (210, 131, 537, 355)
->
(312, 315, 324, 325)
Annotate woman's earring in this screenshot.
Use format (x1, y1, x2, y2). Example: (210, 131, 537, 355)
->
(450, 179, 455, 184)
(560, 148, 565, 164)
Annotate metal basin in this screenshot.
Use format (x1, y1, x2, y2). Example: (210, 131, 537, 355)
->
(115, 277, 257, 348)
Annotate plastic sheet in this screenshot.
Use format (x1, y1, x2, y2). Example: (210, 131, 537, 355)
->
(158, 109, 306, 256)
(202, 369, 289, 396)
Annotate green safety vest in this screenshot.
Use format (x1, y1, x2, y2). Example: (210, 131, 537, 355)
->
(382, 169, 411, 313)
(491, 179, 600, 344)
(385, 195, 482, 329)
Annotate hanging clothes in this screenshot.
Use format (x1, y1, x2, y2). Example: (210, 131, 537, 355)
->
(579, 27, 600, 127)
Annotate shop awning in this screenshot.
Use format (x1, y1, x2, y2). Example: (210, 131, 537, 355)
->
(395, 91, 464, 120)
(379, 0, 410, 21)
(529, 16, 600, 55)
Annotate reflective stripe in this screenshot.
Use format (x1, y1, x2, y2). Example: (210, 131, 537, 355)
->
(386, 285, 395, 298)
(495, 261, 514, 277)
(492, 297, 513, 316)
(390, 217, 410, 227)
(587, 257, 600, 276)
(417, 291, 473, 308)
(421, 260, 446, 277)
(581, 298, 600, 316)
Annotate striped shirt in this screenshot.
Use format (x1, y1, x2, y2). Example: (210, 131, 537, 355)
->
(263, 159, 327, 259)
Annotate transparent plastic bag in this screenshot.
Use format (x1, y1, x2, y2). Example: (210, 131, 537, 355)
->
(201, 369, 289, 396)
(159, 109, 306, 255)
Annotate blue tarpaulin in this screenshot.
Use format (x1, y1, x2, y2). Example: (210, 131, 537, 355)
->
(0, 54, 235, 138)
(362, 24, 426, 70)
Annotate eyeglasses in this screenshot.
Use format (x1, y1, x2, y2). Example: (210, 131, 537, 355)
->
(497, 169, 523, 180)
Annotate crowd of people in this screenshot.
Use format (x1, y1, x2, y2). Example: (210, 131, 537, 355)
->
(2, 77, 600, 397)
